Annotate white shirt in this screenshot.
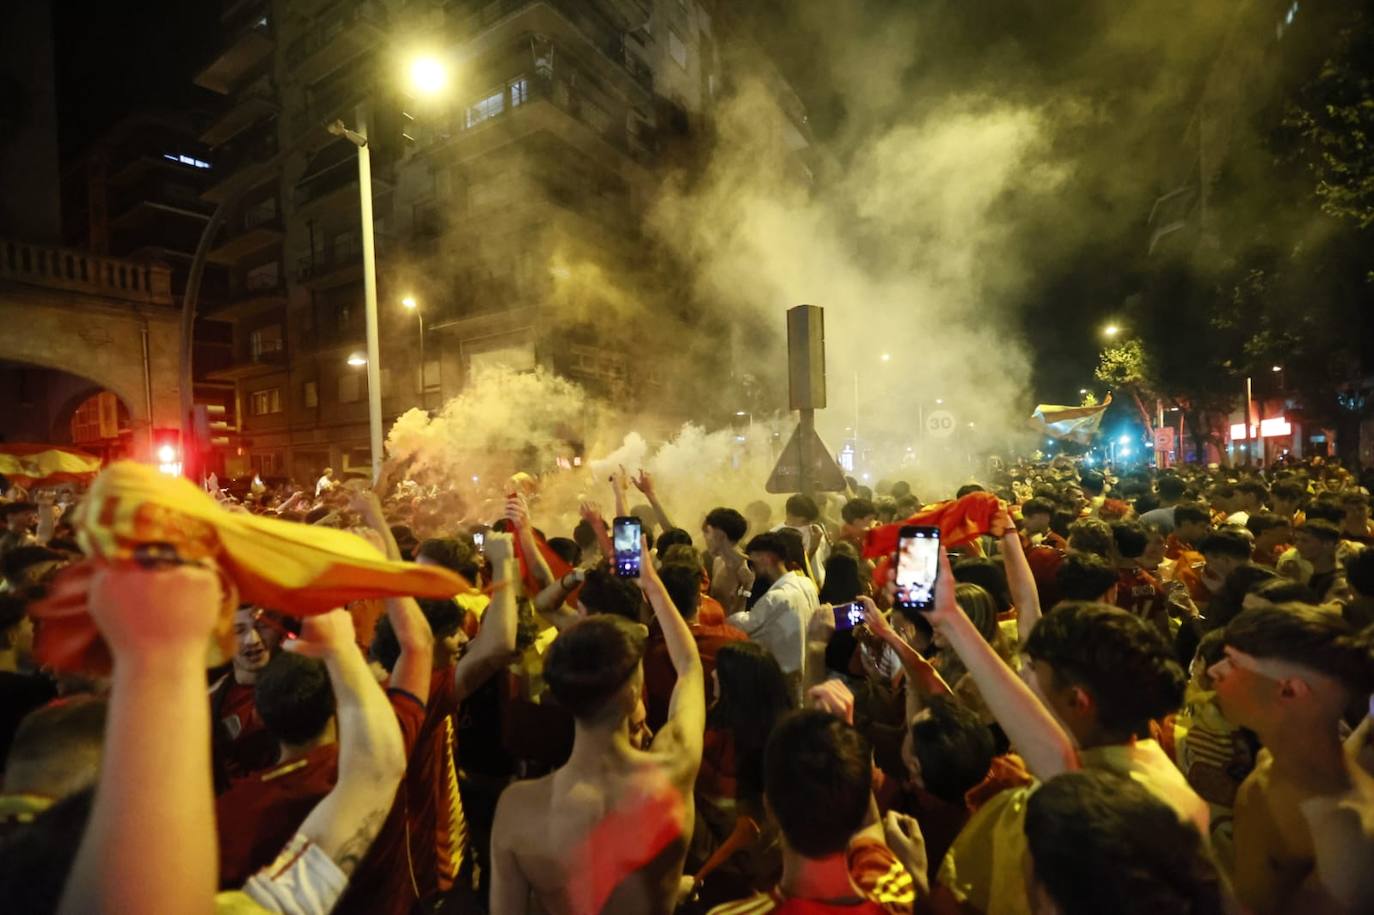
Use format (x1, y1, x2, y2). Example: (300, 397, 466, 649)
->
(727, 570, 819, 676)
(315, 474, 334, 497)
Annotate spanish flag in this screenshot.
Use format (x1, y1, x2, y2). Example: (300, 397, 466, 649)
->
(1027, 394, 1112, 444)
(0, 443, 102, 487)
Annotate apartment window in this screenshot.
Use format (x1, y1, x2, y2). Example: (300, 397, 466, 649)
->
(465, 89, 504, 128)
(249, 324, 283, 359)
(164, 153, 212, 169)
(668, 30, 688, 69)
(245, 260, 280, 292)
(249, 388, 282, 415)
(422, 359, 441, 391)
(509, 77, 528, 108)
(303, 380, 319, 408)
(338, 373, 361, 403)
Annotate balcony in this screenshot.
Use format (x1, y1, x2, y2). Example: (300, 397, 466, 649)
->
(0, 238, 173, 306)
(205, 344, 288, 382)
(285, 0, 387, 86)
(208, 203, 284, 264)
(200, 83, 279, 147)
(195, 4, 274, 95)
(202, 123, 281, 203)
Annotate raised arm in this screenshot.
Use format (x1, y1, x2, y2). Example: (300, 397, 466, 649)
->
(580, 500, 614, 563)
(349, 487, 401, 561)
(384, 596, 434, 701)
(862, 597, 952, 724)
(632, 469, 674, 532)
(509, 493, 554, 589)
(288, 610, 407, 876)
(924, 548, 1078, 780)
(610, 466, 630, 521)
(454, 530, 518, 701)
(641, 539, 704, 767)
(59, 563, 223, 915)
(993, 505, 1042, 644)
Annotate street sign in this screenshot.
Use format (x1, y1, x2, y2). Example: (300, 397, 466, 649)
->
(1153, 426, 1176, 451)
(926, 410, 956, 439)
(766, 423, 848, 494)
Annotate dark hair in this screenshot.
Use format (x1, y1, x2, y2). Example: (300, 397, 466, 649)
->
(1050, 509, 1076, 540)
(573, 519, 599, 552)
(1173, 504, 1211, 529)
(547, 536, 583, 567)
(1026, 770, 1225, 915)
(1271, 480, 1305, 505)
(0, 501, 37, 518)
(657, 564, 701, 620)
(1250, 577, 1317, 606)
(1204, 565, 1278, 630)
(1021, 498, 1054, 519)
(418, 537, 480, 580)
(389, 524, 418, 557)
(764, 711, 873, 858)
(0, 593, 27, 633)
(910, 695, 996, 806)
(2, 546, 63, 585)
(1066, 519, 1114, 558)
(1056, 553, 1117, 602)
(1079, 471, 1105, 496)
(955, 483, 986, 499)
(818, 551, 864, 605)
(1346, 547, 1374, 598)
(841, 498, 877, 524)
(703, 507, 748, 543)
(952, 558, 1012, 614)
(1297, 519, 1341, 545)
(304, 506, 332, 525)
(1340, 491, 1370, 509)
(254, 653, 336, 745)
(370, 615, 401, 672)
(784, 494, 819, 522)
(1111, 521, 1149, 561)
(712, 642, 792, 806)
(1304, 500, 1345, 525)
(1026, 602, 1186, 739)
(745, 531, 788, 563)
(1235, 480, 1269, 502)
(773, 526, 808, 572)
(1224, 605, 1374, 695)
(579, 568, 646, 622)
(891, 481, 912, 500)
(1156, 476, 1187, 501)
(1196, 530, 1251, 561)
(4, 695, 107, 798)
(1193, 629, 1228, 670)
(654, 528, 693, 560)
(543, 615, 646, 721)
(1245, 512, 1289, 538)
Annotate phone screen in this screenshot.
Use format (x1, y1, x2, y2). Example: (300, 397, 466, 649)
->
(895, 526, 940, 612)
(832, 601, 865, 631)
(473, 531, 485, 552)
(613, 516, 643, 578)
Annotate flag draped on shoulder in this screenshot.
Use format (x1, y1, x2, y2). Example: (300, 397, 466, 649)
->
(1027, 394, 1112, 444)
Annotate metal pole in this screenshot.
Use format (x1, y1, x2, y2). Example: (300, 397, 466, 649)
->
(1245, 375, 1254, 467)
(356, 102, 383, 483)
(417, 309, 425, 409)
(798, 407, 815, 498)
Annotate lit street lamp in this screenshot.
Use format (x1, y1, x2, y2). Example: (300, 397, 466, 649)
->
(408, 56, 449, 97)
(1102, 324, 1121, 339)
(347, 352, 368, 367)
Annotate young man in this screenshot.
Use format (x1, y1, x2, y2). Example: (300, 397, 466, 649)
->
(1110, 520, 1171, 638)
(702, 507, 755, 617)
(778, 493, 829, 578)
(210, 605, 289, 790)
(708, 710, 919, 914)
(0, 695, 104, 836)
(1339, 492, 1374, 544)
(1227, 481, 1269, 527)
(729, 531, 820, 700)
(642, 563, 746, 732)
(1018, 498, 1065, 551)
(839, 498, 879, 549)
(1270, 480, 1306, 526)
(0, 503, 37, 555)
(1138, 474, 1189, 533)
(1293, 519, 1348, 603)
(1209, 604, 1374, 914)
(1175, 530, 1252, 609)
(1165, 503, 1212, 560)
(490, 549, 704, 913)
(1246, 512, 1292, 567)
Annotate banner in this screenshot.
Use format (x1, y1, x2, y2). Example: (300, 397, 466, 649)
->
(0, 443, 103, 488)
(1027, 394, 1112, 445)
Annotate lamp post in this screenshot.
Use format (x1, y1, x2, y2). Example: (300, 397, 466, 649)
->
(402, 295, 426, 407)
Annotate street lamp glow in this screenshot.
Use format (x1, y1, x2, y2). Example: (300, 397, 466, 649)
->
(880, 353, 891, 362)
(409, 55, 449, 96)
(1271, 365, 1282, 372)
(402, 295, 418, 310)
(1118, 434, 1130, 445)
(935, 398, 944, 405)
(1102, 324, 1120, 338)
(347, 352, 368, 367)
(1079, 388, 1089, 395)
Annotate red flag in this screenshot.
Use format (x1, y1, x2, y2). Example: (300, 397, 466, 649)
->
(863, 491, 1003, 559)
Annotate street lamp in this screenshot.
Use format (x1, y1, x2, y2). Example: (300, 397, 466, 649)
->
(1271, 365, 1282, 373)
(1102, 324, 1121, 339)
(402, 294, 427, 406)
(347, 352, 368, 367)
(408, 55, 449, 97)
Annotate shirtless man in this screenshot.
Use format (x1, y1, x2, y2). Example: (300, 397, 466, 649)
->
(491, 539, 704, 914)
(1209, 603, 1374, 914)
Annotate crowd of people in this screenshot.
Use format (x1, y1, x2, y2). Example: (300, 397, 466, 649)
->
(1, 450, 1373, 914)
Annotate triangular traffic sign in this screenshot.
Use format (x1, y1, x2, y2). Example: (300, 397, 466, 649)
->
(766, 423, 848, 494)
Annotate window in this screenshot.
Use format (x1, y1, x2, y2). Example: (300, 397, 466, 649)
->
(249, 388, 282, 415)
(509, 77, 529, 108)
(303, 380, 319, 408)
(249, 324, 283, 359)
(245, 260, 280, 292)
(244, 197, 278, 228)
(465, 89, 504, 128)
(165, 153, 212, 169)
(338, 373, 361, 403)
(668, 30, 688, 69)
(422, 359, 441, 391)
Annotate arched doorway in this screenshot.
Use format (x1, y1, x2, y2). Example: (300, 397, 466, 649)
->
(0, 360, 138, 462)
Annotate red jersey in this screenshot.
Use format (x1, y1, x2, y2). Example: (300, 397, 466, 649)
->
(707, 838, 915, 914)
(643, 618, 748, 732)
(211, 676, 277, 792)
(1025, 544, 1065, 610)
(697, 593, 728, 627)
(1114, 567, 1169, 634)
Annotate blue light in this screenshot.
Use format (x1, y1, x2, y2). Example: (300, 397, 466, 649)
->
(1117, 434, 1130, 445)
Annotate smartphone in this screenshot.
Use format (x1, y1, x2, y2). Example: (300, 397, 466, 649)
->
(613, 516, 643, 578)
(832, 601, 865, 632)
(895, 525, 940, 613)
(473, 531, 485, 553)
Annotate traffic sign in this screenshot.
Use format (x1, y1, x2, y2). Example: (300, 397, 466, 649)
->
(1153, 427, 1175, 451)
(766, 423, 848, 494)
(926, 410, 956, 439)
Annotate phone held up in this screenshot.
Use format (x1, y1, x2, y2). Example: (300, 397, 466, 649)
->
(613, 515, 643, 578)
(895, 525, 940, 613)
(831, 601, 865, 632)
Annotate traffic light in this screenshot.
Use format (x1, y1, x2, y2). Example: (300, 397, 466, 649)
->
(194, 404, 231, 449)
(153, 429, 182, 476)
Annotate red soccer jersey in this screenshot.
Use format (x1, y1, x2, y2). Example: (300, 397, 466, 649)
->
(643, 619, 748, 732)
(212, 677, 277, 791)
(708, 838, 915, 914)
(1114, 567, 1169, 634)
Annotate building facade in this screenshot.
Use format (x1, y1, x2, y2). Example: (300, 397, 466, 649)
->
(192, 0, 809, 482)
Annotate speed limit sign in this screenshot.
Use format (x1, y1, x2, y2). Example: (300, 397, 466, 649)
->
(926, 410, 955, 439)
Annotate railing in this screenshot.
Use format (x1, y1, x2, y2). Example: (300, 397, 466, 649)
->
(286, 0, 387, 68)
(0, 238, 173, 306)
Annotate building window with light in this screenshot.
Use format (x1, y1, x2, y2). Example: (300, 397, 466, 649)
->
(249, 324, 283, 359)
(509, 76, 528, 107)
(303, 380, 319, 408)
(465, 89, 505, 128)
(250, 388, 282, 415)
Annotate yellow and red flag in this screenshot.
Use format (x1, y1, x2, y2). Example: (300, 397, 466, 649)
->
(1027, 394, 1113, 445)
(0, 443, 102, 487)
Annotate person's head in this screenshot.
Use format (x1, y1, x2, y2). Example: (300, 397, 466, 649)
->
(746, 531, 790, 581)
(389, 524, 418, 559)
(905, 694, 996, 805)
(1304, 497, 1346, 526)
(1156, 475, 1187, 505)
(784, 494, 819, 526)
(1208, 483, 1238, 514)
(764, 710, 873, 859)
(1270, 480, 1306, 517)
(1189, 629, 1229, 689)
(933, 583, 1003, 655)
(1340, 492, 1370, 532)
(547, 536, 583, 568)
(254, 652, 336, 749)
(1066, 518, 1113, 559)
(416, 537, 480, 581)
(2, 502, 37, 533)
(1139, 525, 1167, 570)
(572, 519, 599, 554)
(891, 481, 912, 500)
(1055, 553, 1118, 603)
(818, 549, 864, 605)
(743, 500, 772, 537)
(543, 615, 647, 728)
(657, 564, 702, 621)
(712, 640, 792, 745)
(372, 597, 466, 671)
(955, 483, 986, 500)
(1245, 512, 1291, 554)
(840, 498, 877, 531)
(1293, 519, 1341, 564)
(229, 605, 287, 681)
(1110, 520, 1149, 564)
(321, 468, 334, 479)
(701, 506, 748, 551)
(1024, 602, 1185, 746)
(1205, 564, 1278, 630)
(1347, 547, 1374, 599)
(1, 546, 65, 591)
(1024, 770, 1225, 915)
(653, 529, 693, 564)
(952, 557, 1012, 614)
(1078, 470, 1105, 497)
(1020, 498, 1054, 534)
(577, 568, 646, 623)
(0, 594, 35, 665)
(1197, 530, 1252, 581)
(1242, 577, 1317, 613)
(3, 696, 107, 803)
(1234, 480, 1268, 513)
(1212, 604, 1374, 736)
